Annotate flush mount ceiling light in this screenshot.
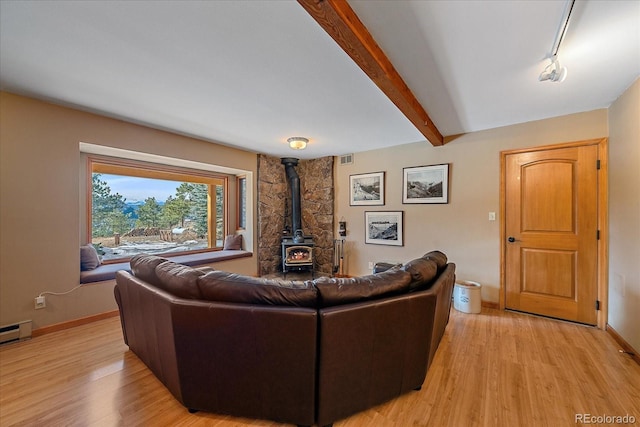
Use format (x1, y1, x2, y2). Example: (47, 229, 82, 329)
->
(287, 137, 309, 150)
(539, 0, 575, 83)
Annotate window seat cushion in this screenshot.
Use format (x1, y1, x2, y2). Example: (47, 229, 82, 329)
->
(80, 250, 252, 284)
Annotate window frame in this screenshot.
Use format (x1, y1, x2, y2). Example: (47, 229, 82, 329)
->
(87, 155, 229, 263)
(236, 175, 247, 230)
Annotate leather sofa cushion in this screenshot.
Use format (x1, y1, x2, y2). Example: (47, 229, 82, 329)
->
(130, 254, 168, 287)
(155, 261, 205, 299)
(423, 250, 448, 271)
(402, 258, 438, 290)
(312, 269, 411, 307)
(198, 271, 318, 307)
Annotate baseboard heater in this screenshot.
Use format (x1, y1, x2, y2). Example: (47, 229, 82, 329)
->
(0, 320, 32, 345)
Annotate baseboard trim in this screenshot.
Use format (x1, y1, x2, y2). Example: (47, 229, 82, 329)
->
(606, 324, 640, 365)
(32, 310, 119, 338)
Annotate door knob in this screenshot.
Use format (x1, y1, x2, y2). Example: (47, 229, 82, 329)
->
(508, 236, 517, 243)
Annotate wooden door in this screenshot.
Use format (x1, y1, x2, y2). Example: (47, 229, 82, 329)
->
(504, 144, 599, 325)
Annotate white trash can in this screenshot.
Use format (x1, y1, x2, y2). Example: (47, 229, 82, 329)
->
(453, 281, 482, 314)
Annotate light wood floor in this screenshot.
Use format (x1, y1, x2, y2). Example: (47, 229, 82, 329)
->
(1, 308, 639, 427)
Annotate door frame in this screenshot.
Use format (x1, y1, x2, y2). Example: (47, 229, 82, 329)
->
(499, 138, 608, 329)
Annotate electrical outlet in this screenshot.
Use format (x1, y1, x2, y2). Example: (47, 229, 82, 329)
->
(488, 212, 496, 221)
(35, 296, 46, 309)
(368, 261, 374, 270)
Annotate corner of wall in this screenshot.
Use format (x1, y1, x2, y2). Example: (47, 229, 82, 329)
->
(606, 77, 640, 354)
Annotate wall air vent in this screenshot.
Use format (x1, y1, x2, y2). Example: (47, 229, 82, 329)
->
(0, 320, 32, 346)
(339, 153, 354, 165)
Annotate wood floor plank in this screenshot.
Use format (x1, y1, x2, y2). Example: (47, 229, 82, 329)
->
(1, 308, 638, 426)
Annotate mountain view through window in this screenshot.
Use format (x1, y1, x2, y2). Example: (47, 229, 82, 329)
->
(91, 171, 224, 261)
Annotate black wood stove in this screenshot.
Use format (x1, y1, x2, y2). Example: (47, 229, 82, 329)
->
(281, 158, 314, 277)
(281, 235, 314, 277)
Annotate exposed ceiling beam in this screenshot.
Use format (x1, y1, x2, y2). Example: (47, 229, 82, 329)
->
(298, 0, 444, 146)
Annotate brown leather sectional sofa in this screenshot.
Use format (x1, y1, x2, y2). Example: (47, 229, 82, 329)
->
(114, 251, 456, 427)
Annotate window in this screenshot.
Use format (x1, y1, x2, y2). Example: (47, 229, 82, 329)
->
(237, 176, 247, 230)
(89, 156, 228, 262)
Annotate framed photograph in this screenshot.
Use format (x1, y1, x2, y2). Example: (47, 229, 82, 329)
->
(403, 164, 449, 204)
(350, 172, 385, 206)
(365, 211, 403, 246)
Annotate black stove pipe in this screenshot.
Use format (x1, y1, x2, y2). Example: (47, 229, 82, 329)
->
(281, 158, 302, 237)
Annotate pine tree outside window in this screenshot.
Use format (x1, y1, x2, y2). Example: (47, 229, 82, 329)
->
(88, 156, 227, 262)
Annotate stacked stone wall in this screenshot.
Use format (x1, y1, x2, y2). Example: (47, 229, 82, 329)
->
(257, 154, 334, 276)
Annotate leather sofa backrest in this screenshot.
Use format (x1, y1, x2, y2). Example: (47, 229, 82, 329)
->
(402, 257, 438, 290)
(129, 253, 168, 287)
(423, 250, 448, 271)
(131, 254, 207, 300)
(155, 261, 205, 299)
(311, 268, 412, 307)
(128, 254, 444, 310)
(197, 270, 318, 307)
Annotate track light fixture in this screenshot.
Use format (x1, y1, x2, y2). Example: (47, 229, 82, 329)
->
(539, 0, 574, 83)
(539, 56, 567, 83)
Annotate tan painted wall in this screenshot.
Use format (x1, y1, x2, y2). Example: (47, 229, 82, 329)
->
(0, 92, 258, 329)
(607, 78, 640, 352)
(335, 109, 608, 304)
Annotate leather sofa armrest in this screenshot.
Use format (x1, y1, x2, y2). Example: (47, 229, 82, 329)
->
(423, 263, 456, 367)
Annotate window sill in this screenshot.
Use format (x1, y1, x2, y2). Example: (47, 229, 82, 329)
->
(80, 250, 252, 284)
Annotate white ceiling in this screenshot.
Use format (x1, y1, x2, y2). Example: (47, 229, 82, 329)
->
(1, 1, 638, 159)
